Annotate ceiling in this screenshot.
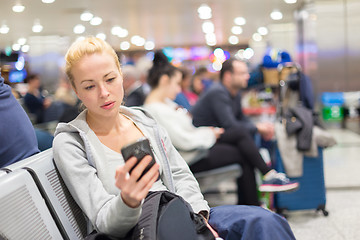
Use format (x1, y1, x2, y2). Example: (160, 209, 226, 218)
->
(0, 0, 306, 52)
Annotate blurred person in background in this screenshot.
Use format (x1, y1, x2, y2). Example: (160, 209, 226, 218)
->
(55, 74, 78, 107)
(1, 66, 21, 99)
(174, 67, 196, 110)
(122, 64, 147, 107)
(192, 58, 275, 141)
(23, 74, 52, 123)
(190, 66, 208, 101)
(0, 72, 39, 167)
(55, 73, 81, 123)
(135, 55, 153, 96)
(144, 51, 299, 207)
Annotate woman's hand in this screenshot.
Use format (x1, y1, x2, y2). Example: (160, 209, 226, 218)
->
(211, 127, 225, 139)
(115, 155, 159, 208)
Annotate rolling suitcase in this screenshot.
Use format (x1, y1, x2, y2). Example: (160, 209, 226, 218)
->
(274, 147, 328, 216)
(274, 62, 328, 216)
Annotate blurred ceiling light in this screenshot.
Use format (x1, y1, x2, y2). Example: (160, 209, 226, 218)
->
(270, 10, 283, 20)
(205, 33, 216, 43)
(212, 61, 222, 71)
(12, 2, 25, 13)
(284, 0, 297, 3)
(213, 48, 224, 58)
(111, 26, 128, 37)
(90, 16, 102, 26)
(197, 4, 212, 20)
(118, 28, 128, 38)
(21, 45, 30, 52)
(80, 11, 93, 21)
(76, 36, 85, 42)
(42, 0, 55, 3)
(243, 48, 255, 59)
(131, 35, 145, 46)
(12, 43, 21, 51)
(235, 49, 245, 59)
(202, 21, 214, 34)
(0, 24, 10, 34)
(32, 20, 43, 33)
(111, 26, 121, 35)
(120, 41, 130, 50)
(231, 26, 243, 35)
(234, 17, 246, 25)
(144, 41, 155, 50)
(17, 37, 27, 45)
(252, 33, 263, 41)
(257, 27, 268, 35)
(228, 35, 239, 45)
(206, 39, 217, 46)
(73, 24, 85, 34)
(96, 33, 106, 40)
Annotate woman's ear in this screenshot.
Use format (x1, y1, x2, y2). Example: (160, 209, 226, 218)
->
(159, 74, 170, 87)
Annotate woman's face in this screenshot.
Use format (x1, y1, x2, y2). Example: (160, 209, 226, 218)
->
(71, 52, 124, 118)
(192, 76, 204, 95)
(166, 70, 182, 100)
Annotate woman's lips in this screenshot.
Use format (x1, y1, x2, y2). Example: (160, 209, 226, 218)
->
(101, 101, 115, 109)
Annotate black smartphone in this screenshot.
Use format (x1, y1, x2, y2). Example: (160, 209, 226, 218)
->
(121, 138, 156, 180)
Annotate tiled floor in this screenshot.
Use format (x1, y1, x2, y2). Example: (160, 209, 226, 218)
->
(204, 128, 360, 240)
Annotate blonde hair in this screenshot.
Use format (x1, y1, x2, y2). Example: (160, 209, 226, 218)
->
(65, 36, 121, 89)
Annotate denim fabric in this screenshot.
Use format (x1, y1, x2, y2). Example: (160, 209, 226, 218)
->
(209, 205, 296, 240)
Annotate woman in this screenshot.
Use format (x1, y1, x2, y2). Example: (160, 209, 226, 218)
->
(174, 67, 198, 110)
(144, 50, 299, 206)
(53, 37, 295, 240)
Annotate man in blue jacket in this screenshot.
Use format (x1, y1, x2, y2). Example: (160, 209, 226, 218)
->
(0, 73, 39, 168)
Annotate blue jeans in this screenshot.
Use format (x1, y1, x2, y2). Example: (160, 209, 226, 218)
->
(209, 205, 296, 240)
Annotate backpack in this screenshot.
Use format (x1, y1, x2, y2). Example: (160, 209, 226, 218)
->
(129, 191, 215, 240)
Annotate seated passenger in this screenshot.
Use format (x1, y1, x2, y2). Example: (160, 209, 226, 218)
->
(191, 58, 274, 141)
(174, 67, 194, 110)
(53, 37, 296, 240)
(122, 64, 147, 107)
(0, 73, 39, 168)
(144, 51, 299, 206)
(23, 74, 52, 123)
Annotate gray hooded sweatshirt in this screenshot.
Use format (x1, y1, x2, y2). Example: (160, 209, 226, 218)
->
(53, 106, 209, 238)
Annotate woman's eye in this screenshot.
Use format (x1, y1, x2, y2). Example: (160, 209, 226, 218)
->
(85, 85, 95, 90)
(107, 78, 115, 83)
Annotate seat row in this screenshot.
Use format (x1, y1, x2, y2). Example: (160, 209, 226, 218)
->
(0, 149, 87, 240)
(0, 148, 242, 240)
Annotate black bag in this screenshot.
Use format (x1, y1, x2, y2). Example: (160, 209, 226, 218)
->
(130, 191, 215, 240)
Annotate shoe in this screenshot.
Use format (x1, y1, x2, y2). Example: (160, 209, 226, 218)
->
(259, 171, 299, 192)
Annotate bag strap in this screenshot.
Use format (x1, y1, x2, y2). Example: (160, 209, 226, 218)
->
(190, 212, 215, 239)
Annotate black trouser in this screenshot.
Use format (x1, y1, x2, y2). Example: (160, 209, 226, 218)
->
(190, 126, 272, 206)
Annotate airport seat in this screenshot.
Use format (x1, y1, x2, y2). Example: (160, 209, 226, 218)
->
(194, 164, 242, 194)
(3, 149, 88, 240)
(0, 170, 7, 177)
(0, 170, 63, 240)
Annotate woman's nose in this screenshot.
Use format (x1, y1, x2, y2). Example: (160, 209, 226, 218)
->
(99, 84, 110, 98)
